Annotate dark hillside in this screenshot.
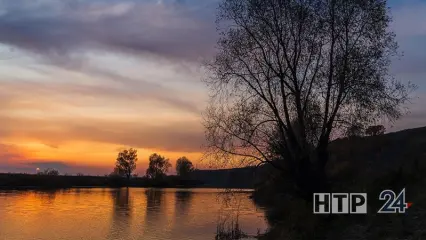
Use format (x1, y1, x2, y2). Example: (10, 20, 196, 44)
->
(190, 167, 257, 189)
(328, 126, 426, 191)
(256, 126, 426, 240)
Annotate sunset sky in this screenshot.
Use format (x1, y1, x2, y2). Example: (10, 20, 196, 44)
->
(0, 0, 425, 175)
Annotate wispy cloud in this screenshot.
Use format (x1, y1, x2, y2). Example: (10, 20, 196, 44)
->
(0, 0, 217, 64)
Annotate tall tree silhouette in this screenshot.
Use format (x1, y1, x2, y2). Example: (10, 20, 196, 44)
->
(115, 148, 138, 180)
(204, 0, 414, 198)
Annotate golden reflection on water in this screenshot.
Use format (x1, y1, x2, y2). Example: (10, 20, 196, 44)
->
(0, 188, 267, 240)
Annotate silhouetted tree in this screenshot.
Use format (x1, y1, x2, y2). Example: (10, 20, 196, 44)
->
(37, 168, 60, 176)
(176, 157, 194, 178)
(345, 123, 364, 138)
(146, 153, 171, 180)
(114, 148, 138, 180)
(366, 125, 386, 136)
(204, 0, 414, 198)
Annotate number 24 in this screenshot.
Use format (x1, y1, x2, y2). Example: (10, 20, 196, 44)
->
(378, 189, 408, 214)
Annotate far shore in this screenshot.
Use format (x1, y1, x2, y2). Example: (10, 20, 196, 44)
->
(0, 185, 255, 191)
(0, 172, 256, 190)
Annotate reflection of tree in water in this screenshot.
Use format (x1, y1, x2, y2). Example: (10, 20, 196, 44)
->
(107, 188, 132, 240)
(174, 190, 193, 217)
(142, 188, 167, 238)
(112, 188, 132, 213)
(145, 188, 164, 216)
(34, 190, 59, 205)
(142, 189, 193, 239)
(74, 188, 81, 195)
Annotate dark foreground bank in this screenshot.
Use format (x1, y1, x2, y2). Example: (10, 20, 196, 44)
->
(253, 126, 426, 240)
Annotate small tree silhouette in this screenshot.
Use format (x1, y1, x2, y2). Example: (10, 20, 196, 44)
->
(346, 124, 364, 138)
(365, 125, 386, 136)
(176, 157, 194, 179)
(146, 153, 171, 180)
(115, 148, 138, 180)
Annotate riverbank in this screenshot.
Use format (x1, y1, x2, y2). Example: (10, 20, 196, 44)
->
(0, 172, 259, 190)
(0, 166, 259, 190)
(0, 173, 206, 190)
(253, 126, 426, 240)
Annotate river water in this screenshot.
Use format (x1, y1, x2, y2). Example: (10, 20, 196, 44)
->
(0, 188, 268, 240)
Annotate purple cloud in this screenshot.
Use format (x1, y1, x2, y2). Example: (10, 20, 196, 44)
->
(0, 0, 218, 63)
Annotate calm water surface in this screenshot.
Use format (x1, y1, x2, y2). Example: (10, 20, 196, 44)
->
(0, 188, 268, 240)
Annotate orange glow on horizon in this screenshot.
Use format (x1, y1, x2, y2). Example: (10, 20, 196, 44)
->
(0, 137, 204, 175)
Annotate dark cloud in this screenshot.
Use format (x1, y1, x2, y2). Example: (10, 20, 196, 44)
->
(27, 161, 71, 172)
(0, 0, 218, 63)
(23, 161, 109, 175)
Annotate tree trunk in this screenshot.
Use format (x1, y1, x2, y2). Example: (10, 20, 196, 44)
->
(315, 144, 330, 193)
(126, 173, 130, 187)
(289, 149, 329, 202)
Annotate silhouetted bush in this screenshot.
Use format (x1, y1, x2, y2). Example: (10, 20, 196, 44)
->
(215, 220, 247, 240)
(37, 168, 60, 176)
(365, 125, 386, 136)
